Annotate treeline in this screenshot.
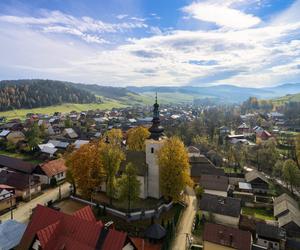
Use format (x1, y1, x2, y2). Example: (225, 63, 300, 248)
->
(0, 80, 98, 111)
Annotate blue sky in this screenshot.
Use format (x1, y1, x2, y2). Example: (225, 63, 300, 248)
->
(0, 0, 299, 87)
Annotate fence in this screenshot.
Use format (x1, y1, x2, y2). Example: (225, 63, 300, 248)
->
(70, 195, 174, 221)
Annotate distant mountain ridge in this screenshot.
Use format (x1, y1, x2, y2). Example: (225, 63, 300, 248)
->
(127, 83, 300, 103)
(0, 79, 299, 111)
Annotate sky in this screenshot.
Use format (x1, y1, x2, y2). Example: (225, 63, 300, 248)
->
(0, 0, 299, 87)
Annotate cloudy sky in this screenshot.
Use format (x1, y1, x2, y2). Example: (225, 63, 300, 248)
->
(0, 0, 299, 87)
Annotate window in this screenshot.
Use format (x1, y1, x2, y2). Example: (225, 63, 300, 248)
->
(151, 147, 154, 153)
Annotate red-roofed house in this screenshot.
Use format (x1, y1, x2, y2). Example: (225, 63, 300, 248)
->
(34, 158, 67, 185)
(18, 205, 137, 250)
(203, 223, 252, 250)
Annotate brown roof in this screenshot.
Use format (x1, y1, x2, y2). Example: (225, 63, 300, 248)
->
(0, 155, 37, 174)
(40, 158, 67, 177)
(199, 174, 229, 192)
(203, 223, 252, 250)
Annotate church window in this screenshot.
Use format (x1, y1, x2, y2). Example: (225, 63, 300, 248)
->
(151, 147, 154, 153)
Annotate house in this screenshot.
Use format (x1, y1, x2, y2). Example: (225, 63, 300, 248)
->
(74, 139, 90, 149)
(0, 155, 37, 174)
(0, 185, 16, 213)
(0, 170, 41, 200)
(187, 146, 201, 158)
(34, 158, 67, 185)
(63, 128, 78, 139)
(245, 170, 269, 194)
(203, 223, 252, 250)
(277, 211, 300, 238)
(238, 123, 250, 134)
(6, 131, 25, 145)
(199, 194, 242, 227)
(256, 130, 272, 141)
(219, 126, 230, 136)
(190, 155, 225, 183)
(18, 205, 137, 250)
(274, 193, 299, 219)
(199, 174, 229, 197)
(0, 122, 23, 131)
(0, 129, 10, 139)
(255, 222, 286, 250)
(0, 220, 26, 250)
(38, 143, 58, 158)
(48, 140, 69, 150)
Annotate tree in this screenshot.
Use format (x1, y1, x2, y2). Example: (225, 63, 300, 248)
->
(157, 137, 193, 202)
(105, 129, 123, 145)
(195, 185, 204, 199)
(257, 139, 279, 172)
(296, 134, 300, 166)
(66, 143, 105, 198)
(117, 163, 141, 211)
(283, 159, 300, 194)
(100, 141, 125, 205)
(127, 126, 150, 151)
(26, 122, 41, 150)
(273, 160, 284, 177)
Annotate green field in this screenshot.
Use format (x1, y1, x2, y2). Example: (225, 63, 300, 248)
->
(0, 91, 199, 120)
(242, 207, 275, 221)
(271, 93, 300, 106)
(0, 100, 127, 120)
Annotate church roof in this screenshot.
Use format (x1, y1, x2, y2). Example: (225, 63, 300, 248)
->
(120, 151, 147, 176)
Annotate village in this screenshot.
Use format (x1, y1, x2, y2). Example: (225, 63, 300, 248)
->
(0, 96, 299, 250)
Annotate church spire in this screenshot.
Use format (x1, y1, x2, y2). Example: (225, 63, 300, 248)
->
(149, 93, 164, 140)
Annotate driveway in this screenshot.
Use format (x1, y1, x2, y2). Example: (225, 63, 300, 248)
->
(0, 182, 70, 223)
(172, 186, 197, 250)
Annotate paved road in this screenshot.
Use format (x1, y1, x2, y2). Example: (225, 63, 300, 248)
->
(0, 182, 70, 223)
(172, 186, 197, 250)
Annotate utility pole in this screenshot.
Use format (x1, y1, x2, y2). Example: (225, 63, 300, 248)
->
(10, 190, 14, 220)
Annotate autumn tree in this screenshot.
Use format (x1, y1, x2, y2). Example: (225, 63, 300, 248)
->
(66, 143, 104, 198)
(105, 128, 123, 145)
(127, 126, 150, 151)
(157, 137, 192, 202)
(283, 159, 300, 194)
(117, 163, 141, 211)
(100, 141, 125, 205)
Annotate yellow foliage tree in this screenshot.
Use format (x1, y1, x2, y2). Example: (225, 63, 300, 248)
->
(66, 142, 105, 198)
(105, 128, 123, 145)
(157, 137, 193, 202)
(127, 126, 150, 151)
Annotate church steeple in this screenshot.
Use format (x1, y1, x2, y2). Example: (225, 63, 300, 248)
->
(149, 93, 164, 140)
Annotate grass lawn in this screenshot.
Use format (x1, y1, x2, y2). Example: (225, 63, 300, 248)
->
(0, 150, 42, 164)
(0, 100, 127, 120)
(242, 207, 275, 221)
(224, 167, 242, 174)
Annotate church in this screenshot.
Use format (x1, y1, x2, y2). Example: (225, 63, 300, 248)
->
(99, 96, 167, 199)
(120, 95, 167, 199)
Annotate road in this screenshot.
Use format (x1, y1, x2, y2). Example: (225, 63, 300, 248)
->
(172, 186, 197, 250)
(0, 182, 70, 223)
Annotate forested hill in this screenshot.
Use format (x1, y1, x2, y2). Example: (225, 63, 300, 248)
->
(0, 80, 97, 111)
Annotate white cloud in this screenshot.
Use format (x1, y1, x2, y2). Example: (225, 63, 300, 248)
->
(182, 1, 261, 29)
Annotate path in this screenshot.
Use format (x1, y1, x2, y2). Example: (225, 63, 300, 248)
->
(0, 182, 70, 223)
(172, 186, 197, 250)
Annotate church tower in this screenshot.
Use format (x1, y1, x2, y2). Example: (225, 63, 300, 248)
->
(145, 94, 166, 199)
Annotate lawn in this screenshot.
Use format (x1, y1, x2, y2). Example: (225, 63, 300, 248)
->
(242, 207, 275, 221)
(0, 150, 42, 164)
(224, 167, 242, 174)
(0, 100, 127, 120)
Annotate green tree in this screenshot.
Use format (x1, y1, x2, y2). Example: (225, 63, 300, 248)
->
(117, 163, 141, 211)
(157, 137, 193, 202)
(26, 122, 41, 150)
(296, 134, 300, 166)
(283, 159, 300, 194)
(100, 141, 125, 205)
(273, 160, 284, 177)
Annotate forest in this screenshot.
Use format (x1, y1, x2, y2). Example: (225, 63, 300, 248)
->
(0, 79, 98, 111)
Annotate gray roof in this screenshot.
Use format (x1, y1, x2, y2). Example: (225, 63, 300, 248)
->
(256, 222, 286, 241)
(144, 224, 166, 240)
(120, 151, 147, 176)
(200, 193, 241, 217)
(245, 170, 269, 184)
(0, 220, 26, 250)
(278, 211, 300, 228)
(199, 174, 229, 192)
